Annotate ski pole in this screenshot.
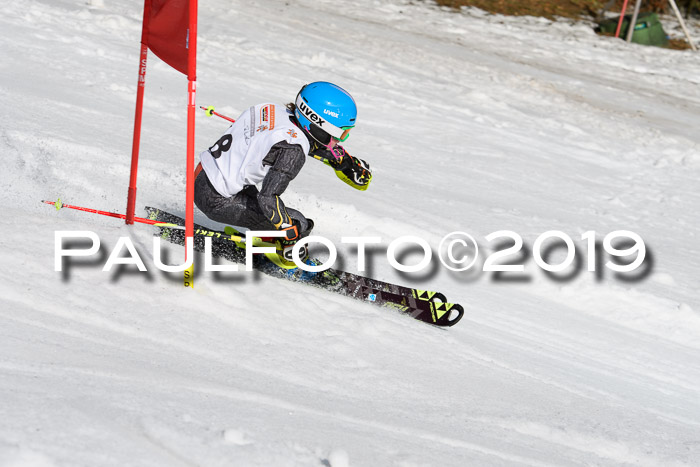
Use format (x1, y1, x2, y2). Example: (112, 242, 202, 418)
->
(42, 199, 183, 229)
(200, 105, 236, 123)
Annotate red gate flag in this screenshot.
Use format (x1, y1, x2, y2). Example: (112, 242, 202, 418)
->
(145, 0, 191, 77)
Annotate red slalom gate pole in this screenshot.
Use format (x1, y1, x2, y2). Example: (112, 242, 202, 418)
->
(42, 199, 182, 228)
(615, 0, 630, 38)
(183, 0, 199, 288)
(126, 0, 153, 225)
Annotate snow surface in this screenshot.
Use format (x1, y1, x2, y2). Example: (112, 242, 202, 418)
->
(2, 0, 700, 465)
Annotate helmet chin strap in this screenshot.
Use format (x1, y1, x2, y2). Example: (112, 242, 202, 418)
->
(298, 120, 335, 149)
(290, 114, 318, 146)
(290, 104, 339, 151)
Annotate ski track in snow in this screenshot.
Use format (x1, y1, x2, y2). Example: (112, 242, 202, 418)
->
(2, 0, 700, 465)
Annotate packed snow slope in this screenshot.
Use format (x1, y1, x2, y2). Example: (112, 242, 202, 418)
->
(2, 0, 700, 465)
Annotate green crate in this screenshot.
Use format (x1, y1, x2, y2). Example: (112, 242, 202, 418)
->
(599, 12, 669, 47)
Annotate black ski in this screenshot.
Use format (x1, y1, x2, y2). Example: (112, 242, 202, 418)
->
(145, 207, 464, 327)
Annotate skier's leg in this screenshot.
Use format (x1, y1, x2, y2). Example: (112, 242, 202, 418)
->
(195, 170, 313, 269)
(196, 170, 313, 234)
(194, 170, 271, 230)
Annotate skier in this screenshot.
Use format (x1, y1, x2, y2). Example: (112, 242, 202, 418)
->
(194, 81, 372, 269)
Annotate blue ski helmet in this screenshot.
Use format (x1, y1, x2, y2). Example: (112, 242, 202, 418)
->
(294, 82, 357, 146)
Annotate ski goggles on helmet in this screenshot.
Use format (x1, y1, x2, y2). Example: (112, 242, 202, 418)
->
(307, 122, 353, 146)
(337, 126, 353, 142)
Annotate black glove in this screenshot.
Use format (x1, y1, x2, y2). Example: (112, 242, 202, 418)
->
(324, 145, 372, 190)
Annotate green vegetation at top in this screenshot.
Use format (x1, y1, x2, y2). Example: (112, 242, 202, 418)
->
(432, 0, 697, 20)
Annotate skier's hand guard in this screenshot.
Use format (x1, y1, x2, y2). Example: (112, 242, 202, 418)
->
(280, 222, 300, 241)
(327, 146, 372, 191)
(267, 219, 312, 270)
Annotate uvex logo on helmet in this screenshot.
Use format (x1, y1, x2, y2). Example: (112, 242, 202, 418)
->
(298, 101, 326, 127)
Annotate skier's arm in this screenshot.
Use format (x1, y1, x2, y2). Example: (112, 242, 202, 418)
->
(313, 145, 372, 191)
(258, 141, 306, 239)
